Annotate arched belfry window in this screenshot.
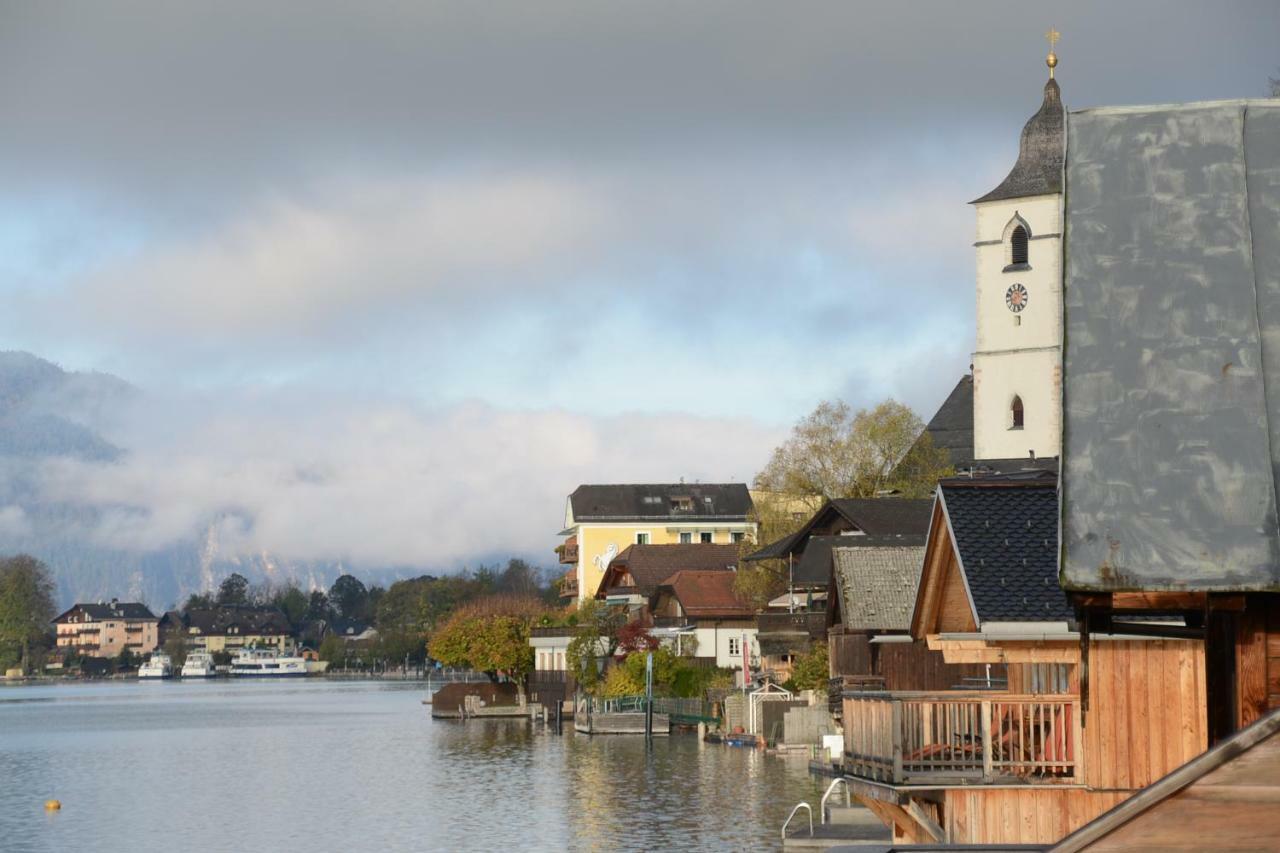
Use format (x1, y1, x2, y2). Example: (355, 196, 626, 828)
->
(1011, 395, 1025, 430)
(1011, 226, 1029, 265)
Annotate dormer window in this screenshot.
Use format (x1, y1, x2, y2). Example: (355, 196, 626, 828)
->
(671, 496, 694, 512)
(1011, 395, 1025, 430)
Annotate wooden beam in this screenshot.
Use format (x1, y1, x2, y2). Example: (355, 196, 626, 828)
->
(904, 799, 947, 843)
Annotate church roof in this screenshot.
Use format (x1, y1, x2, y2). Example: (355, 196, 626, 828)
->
(1061, 100, 1280, 592)
(919, 374, 974, 470)
(971, 78, 1065, 204)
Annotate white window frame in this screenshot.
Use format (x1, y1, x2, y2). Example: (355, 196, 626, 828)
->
(699, 531, 714, 544)
(635, 532, 651, 545)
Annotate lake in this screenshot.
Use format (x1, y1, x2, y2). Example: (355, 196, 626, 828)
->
(0, 680, 828, 852)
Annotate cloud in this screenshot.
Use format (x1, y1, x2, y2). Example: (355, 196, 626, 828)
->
(33, 387, 785, 567)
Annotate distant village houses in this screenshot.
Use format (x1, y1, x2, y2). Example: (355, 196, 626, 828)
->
(53, 600, 159, 658)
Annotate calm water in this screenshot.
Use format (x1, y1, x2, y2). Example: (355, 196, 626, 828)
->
(0, 680, 827, 852)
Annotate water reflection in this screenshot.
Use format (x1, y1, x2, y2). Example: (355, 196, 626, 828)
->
(0, 682, 825, 852)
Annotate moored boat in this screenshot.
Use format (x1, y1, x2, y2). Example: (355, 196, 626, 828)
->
(180, 650, 217, 678)
(230, 647, 307, 677)
(138, 653, 173, 679)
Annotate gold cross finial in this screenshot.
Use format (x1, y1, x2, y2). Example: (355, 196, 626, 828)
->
(1045, 26, 1060, 78)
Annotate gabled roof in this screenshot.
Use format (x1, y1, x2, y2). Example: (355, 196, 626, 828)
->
(652, 570, 753, 619)
(595, 543, 739, 599)
(744, 498, 933, 564)
(54, 601, 156, 623)
(971, 78, 1064, 204)
(567, 483, 753, 523)
(184, 606, 292, 636)
(832, 545, 926, 632)
(932, 476, 1071, 626)
(1061, 99, 1280, 593)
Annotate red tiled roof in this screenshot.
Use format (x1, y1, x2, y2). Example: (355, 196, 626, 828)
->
(659, 570, 753, 618)
(595, 543, 739, 599)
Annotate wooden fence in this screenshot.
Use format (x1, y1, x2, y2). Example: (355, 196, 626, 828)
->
(844, 691, 1080, 785)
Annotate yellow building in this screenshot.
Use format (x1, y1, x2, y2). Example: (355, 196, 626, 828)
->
(559, 483, 757, 602)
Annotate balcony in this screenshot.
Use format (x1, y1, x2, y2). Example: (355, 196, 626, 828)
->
(843, 691, 1079, 786)
(559, 542, 579, 565)
(652, 616, 692, 629)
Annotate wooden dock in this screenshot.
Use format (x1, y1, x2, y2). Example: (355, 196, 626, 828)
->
(575, 711, 669, 735)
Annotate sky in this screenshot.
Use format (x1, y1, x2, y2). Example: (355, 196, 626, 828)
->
(2, 1, 1279, 573)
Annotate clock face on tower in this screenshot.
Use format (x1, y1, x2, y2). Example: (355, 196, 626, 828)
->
(1006, 283, 1029, 313)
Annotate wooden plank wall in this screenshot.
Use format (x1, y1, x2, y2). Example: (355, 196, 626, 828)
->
(944, 789, 1128, 846)
(1235, 594, 1280, 729)
(1084, 639, 1207, 790)
(878, 640, 999, 692)
(1077, 731, 1280, 851)
(829, 631, 872, 677)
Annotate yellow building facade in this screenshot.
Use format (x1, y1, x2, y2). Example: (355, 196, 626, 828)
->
(560, 484, 757, 602)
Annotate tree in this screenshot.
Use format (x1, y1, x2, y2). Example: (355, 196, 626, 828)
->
(428, 614, 533, 681)
(162, 634, 189, 669)
(755, 399, 951, 501)
(733, 491, 819, 611)
(183, 591, 215, 610)
(217, 573, 250, 607)
(1271, 67, 1280, 98)
(328, 574, 369, 621)
(271, 583, 309, 629)
(790, 641, 830, 693)
(496, 558, 540, 597)
(0, 555, 56, 674)
(305, 590, 331, 623)
(616, 621, 659, 656)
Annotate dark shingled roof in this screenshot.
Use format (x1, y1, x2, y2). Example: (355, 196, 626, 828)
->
(597, 543, 739, 599)
(971, 78, 1065, 204)
(827, 499, 934, 537)
(743, 498, 932, 565)
(920, 374, 974, 470)
(940, 477, 1071, 623)
(183, 606, 293, 637)
(54, 601, 156, 622)
(792, 534, 927, 587)
(568, 483, 753, 522)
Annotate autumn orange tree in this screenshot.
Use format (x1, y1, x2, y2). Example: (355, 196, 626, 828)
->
(427, 595, 548, 682)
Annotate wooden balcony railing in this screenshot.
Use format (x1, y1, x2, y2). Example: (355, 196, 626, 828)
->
(560, 544, 579, 565)
(843, 691, 1080, 785)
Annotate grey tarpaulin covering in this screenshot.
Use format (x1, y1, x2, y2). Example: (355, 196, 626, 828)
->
(1062, 100, 1280, 591)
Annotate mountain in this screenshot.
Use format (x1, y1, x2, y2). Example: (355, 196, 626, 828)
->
(0, 351, 394, 609)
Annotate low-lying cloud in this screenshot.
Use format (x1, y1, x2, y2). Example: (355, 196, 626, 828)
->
(34, 386, 785, 569)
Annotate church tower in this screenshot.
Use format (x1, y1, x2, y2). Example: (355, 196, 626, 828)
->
(970, 45, 1065, 462)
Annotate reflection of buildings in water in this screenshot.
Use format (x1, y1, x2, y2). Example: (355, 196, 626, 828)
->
(560, 731, 826, 848)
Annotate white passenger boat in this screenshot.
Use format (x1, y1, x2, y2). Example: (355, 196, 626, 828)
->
(230, 647, 308, 677)
(138, 653, 173, 679)
(180, 650, 217, 678)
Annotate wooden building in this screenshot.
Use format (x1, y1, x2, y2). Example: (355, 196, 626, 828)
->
(841, 475, 1209, 846)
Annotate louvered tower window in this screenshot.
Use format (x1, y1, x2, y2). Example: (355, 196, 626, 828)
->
(1011, 395, 1025, 429)
(1011, 225, 1029, 265)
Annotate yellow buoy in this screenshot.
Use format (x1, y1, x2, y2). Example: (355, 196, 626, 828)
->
(44, 800, 61, 811)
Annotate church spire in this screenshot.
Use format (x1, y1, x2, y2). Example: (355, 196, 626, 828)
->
(1045, 27, 1060, 79)
(969, 39, 1066, 205)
